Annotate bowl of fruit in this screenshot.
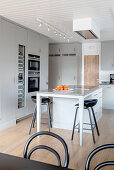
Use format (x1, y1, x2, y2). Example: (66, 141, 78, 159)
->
(54, 85, 69, 91)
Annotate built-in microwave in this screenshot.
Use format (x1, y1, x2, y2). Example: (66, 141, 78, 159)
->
(28, 54, 40, 71)
(28, 60, 40, 71)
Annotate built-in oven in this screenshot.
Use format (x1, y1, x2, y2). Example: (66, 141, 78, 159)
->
(28, 54, 40, 93)
(28, 76, 40, 92)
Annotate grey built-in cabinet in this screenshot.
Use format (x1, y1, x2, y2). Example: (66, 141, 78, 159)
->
(101, 41, 114, 70)
(49, 43, 82, 89)
(0, 17, 49, 129)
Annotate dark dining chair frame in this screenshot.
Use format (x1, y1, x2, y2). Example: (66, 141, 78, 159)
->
(23, 131, 70, 168)
(85, 144, 114, 170)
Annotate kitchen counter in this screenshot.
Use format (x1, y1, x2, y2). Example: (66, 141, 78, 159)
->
(100, 83, 113, 85)
(37, 85, 101, 97)
(37, 85, 102, 146)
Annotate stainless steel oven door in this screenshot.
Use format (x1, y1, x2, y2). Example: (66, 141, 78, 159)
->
(28, 77, 40, 92)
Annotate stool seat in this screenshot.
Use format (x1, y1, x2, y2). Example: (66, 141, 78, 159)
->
(31, 96, 51, 104)
(75, 99, 98, 108)
(72, 99, 100, 144)
(42, 98, 51, 104)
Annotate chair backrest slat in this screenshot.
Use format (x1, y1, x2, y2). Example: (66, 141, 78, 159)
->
(27, 145, 62, 166)
(23, 131, 69, 168)
(85, 144, 114, 170)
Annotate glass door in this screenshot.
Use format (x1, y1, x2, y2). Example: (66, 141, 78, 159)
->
(18, 45, 25, 109)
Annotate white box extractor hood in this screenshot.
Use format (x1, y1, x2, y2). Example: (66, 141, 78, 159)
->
(73, 18, 100, 39)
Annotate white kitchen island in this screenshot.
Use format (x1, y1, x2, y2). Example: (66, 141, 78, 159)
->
(37, 85, 102, 146)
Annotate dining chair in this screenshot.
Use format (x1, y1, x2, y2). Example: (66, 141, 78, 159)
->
(85, 144, 114, 170)
(23, 131, 70, 168)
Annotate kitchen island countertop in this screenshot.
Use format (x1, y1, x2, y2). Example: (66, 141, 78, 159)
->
(37, 85, 102, 146)
(37, 85, 101, 97)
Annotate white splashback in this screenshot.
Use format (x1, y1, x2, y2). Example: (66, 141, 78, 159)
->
(99, 70, 114, 83)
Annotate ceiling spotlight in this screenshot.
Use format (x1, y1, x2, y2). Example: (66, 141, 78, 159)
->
(48, 26, 50, 31)
(54, 30, 57, 34)
(39, 22, 42, 27)
(37, 18, 71, 41)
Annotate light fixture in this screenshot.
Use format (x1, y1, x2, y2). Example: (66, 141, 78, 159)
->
(39, 22, 42, 27)
(54, 30, 57, 34)
(36, 18, 71, 42)
(48, 26, 50, 31)
(112, 8, 114, 12)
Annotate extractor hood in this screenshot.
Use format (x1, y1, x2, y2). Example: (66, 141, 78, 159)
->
(73, 18, 100, 39)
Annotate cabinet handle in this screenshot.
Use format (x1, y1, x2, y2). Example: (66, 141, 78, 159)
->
(94, 94, 98, 96)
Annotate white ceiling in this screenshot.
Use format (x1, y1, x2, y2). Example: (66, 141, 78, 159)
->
(0, 0, 114, 43)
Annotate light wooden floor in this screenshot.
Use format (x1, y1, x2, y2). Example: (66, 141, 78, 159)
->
(0, 109, 114, 170)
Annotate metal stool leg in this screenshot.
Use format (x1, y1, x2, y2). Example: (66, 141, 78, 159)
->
(88, 108, 95, 144)
(47, 103, 51, 132)
(49, 103, 52, 128)
(32, 107, 37, 128)
(29, 105, 37, 135)
(91, 107, 100, 136)
(71, 107, 78, 140)
(78, 122, 80, 133)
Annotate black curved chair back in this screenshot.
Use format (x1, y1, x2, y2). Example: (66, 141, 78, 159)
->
(23, 131, 70, 168)
(85, 144, 114, 170)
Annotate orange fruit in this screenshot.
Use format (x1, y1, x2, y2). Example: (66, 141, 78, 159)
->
(64, 87, 68, 90)
(60, 85, 63, 88)
(55, 87, 58, 90)
(60, 88, 63, 90)
(56, 88, 59, 90)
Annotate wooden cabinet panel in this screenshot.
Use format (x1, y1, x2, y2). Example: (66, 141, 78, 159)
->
(84, 55, 99, 86)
